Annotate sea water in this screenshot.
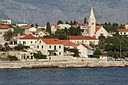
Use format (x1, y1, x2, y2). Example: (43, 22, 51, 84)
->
(0, 67, 128, 85)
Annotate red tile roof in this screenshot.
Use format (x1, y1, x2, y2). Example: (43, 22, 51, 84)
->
(19, 34, 38, 40)
(42, 38, 62, 45)
(69, 36, 97, 40)
(61, 40, 77, 48)
(0, 24, 12, 29)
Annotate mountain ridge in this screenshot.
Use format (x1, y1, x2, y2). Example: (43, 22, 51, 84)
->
(0, 0, 127, 24)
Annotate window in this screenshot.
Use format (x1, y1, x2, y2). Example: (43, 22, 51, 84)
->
(59, 46, 61, 48)
(54, 46, 56, 50)
(23, 41, 25, 44)
(59, 52, 61, 55)
(49, 45, 51, 48)
(35, 41, 37, 43)
(42, 45, 43, 48)
(37, 46, 39, 49)
(40, 41, 41, 43)
(31, 41, 33, 43)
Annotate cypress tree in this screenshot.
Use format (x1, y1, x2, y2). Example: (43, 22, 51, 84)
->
(46, 22, 51, 34)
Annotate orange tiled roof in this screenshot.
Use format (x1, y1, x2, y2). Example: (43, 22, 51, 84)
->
(0, 24, 12, 29)
(61, 40, 77, 47)
(69, 36, 97, 40)
(19, 34, 38, 40)
(42, 38, 62, 45)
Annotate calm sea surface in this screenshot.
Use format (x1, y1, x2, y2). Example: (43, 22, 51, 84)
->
(0, 67, 128, 85)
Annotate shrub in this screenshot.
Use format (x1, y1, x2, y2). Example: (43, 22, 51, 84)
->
(7, 55, 18, 61)
(33, 51, 47, 59)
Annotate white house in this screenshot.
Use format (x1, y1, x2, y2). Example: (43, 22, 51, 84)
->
(118, 24, 128, 35)
(17, 34, 38, 48)
(51, 24, 71, 34)
(0, 19, 12, 24)
(37, 39, 64, 56)
(69, 36, 99, 45)
(77, 44, 94, 58)
(95, 25, 110, 38)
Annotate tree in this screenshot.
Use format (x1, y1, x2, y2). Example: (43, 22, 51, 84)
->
(103, 22, 119, 32)
(93, 48, 102, 58)
(4, 43, 11, 51)
(57, 20, 64, 25)
(84, 17, 87, 24)
(13, 26, 25, 35)
(65, 21, 69, 24)
(3, 30, 14, 41)
(55, 29, 68, 39)
(33, 51, 47, 59)
(46, 22, 51, 34)
(14, 44, 29, 51)
(7, 55, 18, 61)
(68, 26, 83, 36)
(98, 34, 106, 49)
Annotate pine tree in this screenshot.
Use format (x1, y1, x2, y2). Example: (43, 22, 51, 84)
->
(46, 22, 51, 34)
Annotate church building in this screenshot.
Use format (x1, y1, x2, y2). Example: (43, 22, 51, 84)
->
(84, 8, 110, 38)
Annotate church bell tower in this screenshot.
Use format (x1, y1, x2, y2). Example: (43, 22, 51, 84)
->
(88, 8, 96, 36)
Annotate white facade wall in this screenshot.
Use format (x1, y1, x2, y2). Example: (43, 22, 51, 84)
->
(96, 26, 110, 38)
(17, 39, 38, 48)
(119, 32, 128, 35)
(77, 45, 88, 58)
(70, 40, 99, 45)
(36, 40, 64, 56)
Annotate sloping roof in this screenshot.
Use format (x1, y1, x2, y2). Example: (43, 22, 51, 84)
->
(19, 34, 38, 40)
(118, 29, 128, 32)
(0, 24, 12, 29)
(69, 36, 97, 40)
(42, 38, 62, 45)
(61, 40, 77, 47)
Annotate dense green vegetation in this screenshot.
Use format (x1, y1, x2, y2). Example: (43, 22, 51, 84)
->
(53, 26, 83, 39)
(33, 51, 47, 59)
(98, 34, 128, 58)
(102, 22, 120, 32)
(14, 44, 30, 51)
(7, 55, 18, 61)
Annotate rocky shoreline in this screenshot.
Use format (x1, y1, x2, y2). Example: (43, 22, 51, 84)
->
(0, 59, 128, 69)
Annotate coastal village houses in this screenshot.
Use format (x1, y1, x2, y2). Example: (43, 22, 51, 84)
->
(118, 24, 128, 35)
(17, 34, 38, 48)
(36, 39, 64, 56)
(0, 7, 111, 60)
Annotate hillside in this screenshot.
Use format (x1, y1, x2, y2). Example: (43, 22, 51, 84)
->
(0, 0, 128, 24)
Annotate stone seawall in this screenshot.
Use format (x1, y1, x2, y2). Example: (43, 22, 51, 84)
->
(0, 59, 128, 69)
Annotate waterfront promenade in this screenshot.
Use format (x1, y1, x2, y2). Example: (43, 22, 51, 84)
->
(0, 58, 128, 69)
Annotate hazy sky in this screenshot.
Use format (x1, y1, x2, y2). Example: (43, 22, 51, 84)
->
(0, 0, 128, 24)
